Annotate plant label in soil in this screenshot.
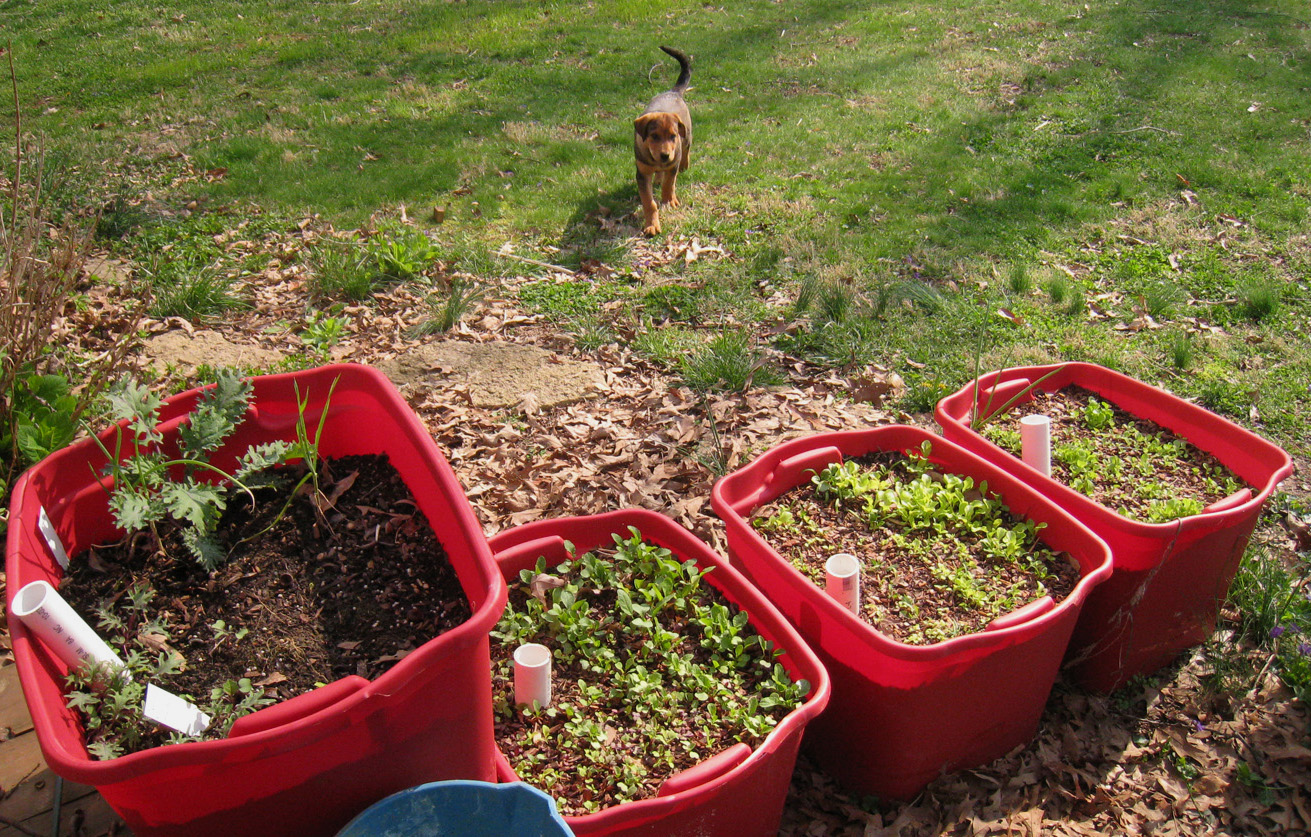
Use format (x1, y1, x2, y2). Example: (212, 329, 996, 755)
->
(38, 505, 71, 569)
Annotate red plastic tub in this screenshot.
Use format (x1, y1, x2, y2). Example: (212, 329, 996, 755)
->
(935, 362, 1294, 692)
(710, 426, 1112, 800)
(486, 508, 831, 837)
(6, 364, 507, 836)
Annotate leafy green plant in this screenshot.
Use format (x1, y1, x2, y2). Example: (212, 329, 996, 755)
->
(1144, 497, 1205, 523)
(93, 371, 297, 570)
(64, 583, 273, 759)
(368, 224, 440, 281)
(300, 309, 349, 356)
(1081, 397, 1115, 430)
(409, 278, 486, 336)
(982, 389, 1244, 524)
(2, 372, 79, 468)
(779, 442, 1066, 643)
(492, 529, 809, 814)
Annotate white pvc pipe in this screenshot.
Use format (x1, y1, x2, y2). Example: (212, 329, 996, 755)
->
(12, 581, 125, 674)
(513, 643, 552, 708)
(824, 553, 861, 615)
(1020, 414, 1052, 477)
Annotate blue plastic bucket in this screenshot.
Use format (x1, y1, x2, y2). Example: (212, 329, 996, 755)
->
(337, 781, 572, 837)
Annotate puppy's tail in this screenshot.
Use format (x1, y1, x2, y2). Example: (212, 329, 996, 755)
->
(660, 46, 691, 93)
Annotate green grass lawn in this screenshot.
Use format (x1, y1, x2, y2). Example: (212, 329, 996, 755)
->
(7, 0, 1310, 451)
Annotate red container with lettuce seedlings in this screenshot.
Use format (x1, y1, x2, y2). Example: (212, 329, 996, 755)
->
(6, 364, 506, 836)
(710, 425, 1112, 800)
(487, 508, 830, 837)
(934, 362, 1293, 691)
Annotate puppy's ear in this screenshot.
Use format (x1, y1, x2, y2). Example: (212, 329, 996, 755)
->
(634, 113, 659, 138)
(676, 118, 689, 142)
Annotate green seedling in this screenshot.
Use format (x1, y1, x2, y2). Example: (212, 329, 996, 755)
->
(492, 528, 809, 814)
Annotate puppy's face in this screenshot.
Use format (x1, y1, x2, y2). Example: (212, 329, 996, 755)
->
(635, 113, 686, 167)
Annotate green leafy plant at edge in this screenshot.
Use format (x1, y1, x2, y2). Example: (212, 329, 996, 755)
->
(64, 583, 274, 759)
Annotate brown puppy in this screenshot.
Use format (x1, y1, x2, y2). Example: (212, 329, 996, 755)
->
(634, 46, 691, 236)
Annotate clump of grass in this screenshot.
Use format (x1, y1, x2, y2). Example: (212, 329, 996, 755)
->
(1165, 331, 1195, 371)
(145, 260, 245, 320)
(816, 281, 857, 325)
(408, 279, 486, 336)
(95, 192, 155, 241)
(631, 321, 698, 367)
(679, 330, 779, 392)
(569, 316, 617, 352)
(1141, 281, 1187, 320)
(308, 241, 376, 301)
(1007, 264, 1033, 295)
(1196, 368, 1247, 416)
(1237, 278, 1280, 322)
(793, 273, 822, 315)
(1046, 276, 1071, 306)
(1063, 283, 1087, 317)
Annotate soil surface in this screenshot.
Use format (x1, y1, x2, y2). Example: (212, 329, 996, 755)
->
(986, 385, 1249, 520)
(753, 452, 1081, 645)
(60, 453, 471, 752)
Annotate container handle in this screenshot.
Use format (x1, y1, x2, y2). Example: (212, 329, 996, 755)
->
(765, 447, 844, 493)
(656, 742, 752, 797)
(227, 675, 369, 738)
(493, 536, 573, 568)
(986, 596, 1055, 631)
(1203, 488, 1251, 514)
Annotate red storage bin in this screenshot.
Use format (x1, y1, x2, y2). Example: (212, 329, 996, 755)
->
(487, 508, 831, 837)
(710, 426, 1112, 800)
(935, 362, 1294, 692)
(6, 364, 507, 836)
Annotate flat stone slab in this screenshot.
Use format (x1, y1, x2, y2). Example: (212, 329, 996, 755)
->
(379, 341, 604, 410)
(142, 330, 287, 374)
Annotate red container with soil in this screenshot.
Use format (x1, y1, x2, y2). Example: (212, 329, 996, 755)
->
(5, 364, 507, 836)
(710, 425, 1112, 800)
(486, 508, 831, 837)
(934, 362, 1293, 692)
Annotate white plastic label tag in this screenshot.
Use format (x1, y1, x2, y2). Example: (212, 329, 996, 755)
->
(144, 684, 211, 736)
(38, 507, 70, 570)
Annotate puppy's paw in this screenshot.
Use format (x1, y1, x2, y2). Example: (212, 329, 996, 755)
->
(664, 196, 681, 208)
(642, 221, 662, 236)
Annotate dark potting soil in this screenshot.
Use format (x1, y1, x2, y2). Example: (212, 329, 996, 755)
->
(60, 454, 471, 719)
(753, 451, 1082, 646)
